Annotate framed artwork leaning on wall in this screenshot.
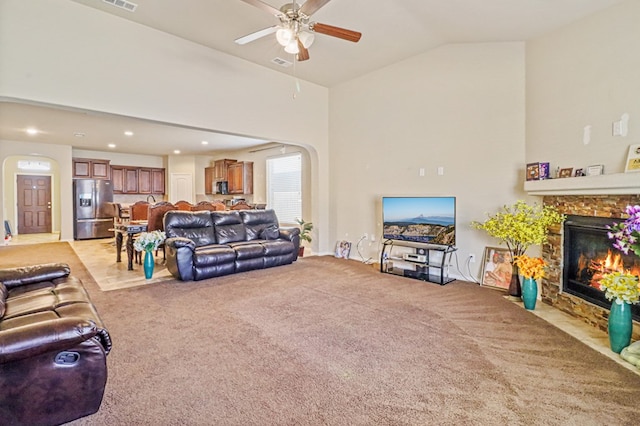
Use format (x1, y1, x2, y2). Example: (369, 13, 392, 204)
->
(480, 246, 512, 291)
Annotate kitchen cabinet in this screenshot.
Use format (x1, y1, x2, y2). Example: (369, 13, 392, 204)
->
(124, 168, 138, 193)
(214, 159, 236, 181)
(111, 166, 138, 193)
(111, 166, 125, 193)
(228, 161, 253, 195)
(204, 167, 215, 195)
(73, 158, 110, 179)
(205, 159, 236, 194)
(111, 166, 165, 194)
(151, 168, 165, 194)
(138, 169, 152, 193)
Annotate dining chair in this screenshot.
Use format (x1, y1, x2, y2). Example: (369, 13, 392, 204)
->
(113, 203, 130, 223)
(130, 201, 150, 221)
(229, 201, 252, 211)
(146, 201, 178, 261)
(191, 201, 226, 211)
(175, 200, 194, 211)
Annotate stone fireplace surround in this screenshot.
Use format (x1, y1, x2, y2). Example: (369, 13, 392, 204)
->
(541, 194, 640, 341)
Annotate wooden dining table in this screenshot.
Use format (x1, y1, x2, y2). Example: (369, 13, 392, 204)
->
(115, 222, 147, 270)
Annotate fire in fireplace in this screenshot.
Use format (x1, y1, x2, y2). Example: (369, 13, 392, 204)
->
(563, 215, 640, 321)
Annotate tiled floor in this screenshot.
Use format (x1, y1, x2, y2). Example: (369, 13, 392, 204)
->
(509, 298, 640, 376)
(70, 238, 173, 291)
(5, 232, 61, 245)
(7, 232, 171, 291)
(6, 232, 640, 375)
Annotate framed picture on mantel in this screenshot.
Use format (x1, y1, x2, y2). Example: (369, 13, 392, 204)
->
(587, 164, 604, 176)
(559, 168, 573, 178)
(625, 144, 640, 173)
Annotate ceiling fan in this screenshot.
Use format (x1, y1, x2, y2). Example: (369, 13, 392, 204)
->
(235, 0, 362, 62)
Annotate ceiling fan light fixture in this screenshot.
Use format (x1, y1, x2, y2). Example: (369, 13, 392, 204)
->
(298, 31, 315, 48)
(284, 40, 299, 54)
(276, 27, 293, 46)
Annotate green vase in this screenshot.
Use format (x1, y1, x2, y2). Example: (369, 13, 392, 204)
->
(143, 250, 154, 279)
(608, 301, 632, 353)
(521, 278, 537, 310)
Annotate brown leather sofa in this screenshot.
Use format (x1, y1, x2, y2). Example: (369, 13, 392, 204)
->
(164, 209, 300, 281)
(0, 263, 112, 426)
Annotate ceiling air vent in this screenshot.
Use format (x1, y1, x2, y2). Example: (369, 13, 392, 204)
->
(271, 57, 293, 68)
(103, 0, 138, 12)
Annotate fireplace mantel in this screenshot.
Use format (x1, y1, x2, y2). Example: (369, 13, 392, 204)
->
(525, 172, 640, 196)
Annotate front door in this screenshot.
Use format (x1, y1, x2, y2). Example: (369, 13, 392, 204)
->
(17, 175, 52, 234)
(170, 173, 193, 203)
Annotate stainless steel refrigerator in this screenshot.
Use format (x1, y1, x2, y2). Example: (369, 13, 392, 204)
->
(73, 179, 114, 239)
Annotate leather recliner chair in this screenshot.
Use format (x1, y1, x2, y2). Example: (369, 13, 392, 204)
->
(0, 263, 112, 426)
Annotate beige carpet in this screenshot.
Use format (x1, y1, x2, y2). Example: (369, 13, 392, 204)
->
(3, 244, 640, 424)
(65, 256, 639, 425)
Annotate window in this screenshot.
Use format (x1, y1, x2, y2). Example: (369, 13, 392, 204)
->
(266, 153, 301, 224)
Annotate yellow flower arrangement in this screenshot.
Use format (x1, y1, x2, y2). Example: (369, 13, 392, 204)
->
(513, 255, 546, 280)
(599, 271, 640, 305)
(472, 201, 565, 257)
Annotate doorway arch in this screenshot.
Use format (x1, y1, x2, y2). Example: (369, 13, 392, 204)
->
(2, 155, 61, 236)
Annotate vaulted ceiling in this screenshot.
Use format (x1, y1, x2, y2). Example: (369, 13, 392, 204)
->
(1, 0, 625, 155)
(70, 0, 625, 87)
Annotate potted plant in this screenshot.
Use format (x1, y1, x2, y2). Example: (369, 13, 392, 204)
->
(513, 255, 547, 310)
(602, 205, 640, 354)
(296, 218, 313, 257)
(133, 230, 166, 279)
(472, 200, 565, 297)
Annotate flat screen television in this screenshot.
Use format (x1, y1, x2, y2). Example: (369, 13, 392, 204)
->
(382, 196, 456, 246)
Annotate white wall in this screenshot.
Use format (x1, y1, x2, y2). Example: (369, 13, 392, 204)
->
(2, 0, 634, 273)
(329, 42, 527, 278)
(526, 0, 640, 174)
(0, 0, 331, 252)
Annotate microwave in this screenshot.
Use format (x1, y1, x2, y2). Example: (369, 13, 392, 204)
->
(215, 181, 228, 195)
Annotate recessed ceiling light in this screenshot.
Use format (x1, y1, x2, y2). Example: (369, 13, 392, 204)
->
(26, 128, 39, 135)
(201, 141, 209, 145)
(74, 132, 85, 138)
(173, 150, 181, 154)
(124, 131, 134, 136)
(108, 144, 116, 148)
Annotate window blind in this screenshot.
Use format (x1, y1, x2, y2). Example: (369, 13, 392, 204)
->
(266, 153, 301, 225)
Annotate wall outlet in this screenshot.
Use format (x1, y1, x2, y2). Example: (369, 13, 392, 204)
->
(370, 234, 376, 242)
(469, 254, 476, 263)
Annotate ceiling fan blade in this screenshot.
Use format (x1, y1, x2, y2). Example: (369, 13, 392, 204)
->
(300, 0, 332, 16)
(238, 0, 283, 17)
(310, 22, 362, 43)
(234, 25, 278, 45)
(296, 40, 310, 61)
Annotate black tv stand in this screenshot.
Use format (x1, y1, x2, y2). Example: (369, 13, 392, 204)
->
(380, 239, 457, 285)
